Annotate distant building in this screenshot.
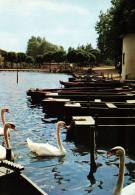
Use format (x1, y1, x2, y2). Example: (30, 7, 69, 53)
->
(122, 34, 135, 80)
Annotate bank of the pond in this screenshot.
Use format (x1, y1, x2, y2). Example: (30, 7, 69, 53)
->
(0, 66, 120, 79)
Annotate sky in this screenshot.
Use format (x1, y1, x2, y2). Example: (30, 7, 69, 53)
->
(0, 0, 112, 53)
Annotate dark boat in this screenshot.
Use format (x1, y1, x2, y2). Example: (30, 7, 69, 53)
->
(64, 102, 135, 123)
(59, 79, 123, 88)
(42, 98, 135, 114)
(0, 160, 47, 195)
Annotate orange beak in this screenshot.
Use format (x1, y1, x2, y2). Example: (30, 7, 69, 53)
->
(13, 127, 17, 131)
(108, 152, 114, 158)
(64, 124, 71, 130)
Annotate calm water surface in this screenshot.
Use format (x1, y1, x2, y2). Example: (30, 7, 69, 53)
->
(0, 71, 135, 195)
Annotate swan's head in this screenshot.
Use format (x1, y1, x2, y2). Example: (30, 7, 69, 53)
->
(108, 146, 125, 157)
(5, 123, 17, 131)
(57, 121, 66, 127)
(57, 121, 71, 130)
(2, 108, 10, 113)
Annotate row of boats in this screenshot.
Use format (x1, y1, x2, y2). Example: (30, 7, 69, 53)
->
(27, 70, 135, 149)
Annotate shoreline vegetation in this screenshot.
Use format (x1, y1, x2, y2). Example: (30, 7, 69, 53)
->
(0, 66, 120, 80)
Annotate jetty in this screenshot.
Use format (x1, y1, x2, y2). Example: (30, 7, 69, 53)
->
(0, 160, 47, 194)
(27, 68, 135, 150)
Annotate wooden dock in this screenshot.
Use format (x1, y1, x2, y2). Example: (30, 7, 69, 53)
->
(0, 160, 47, 195)
(27, 70, 135, 150)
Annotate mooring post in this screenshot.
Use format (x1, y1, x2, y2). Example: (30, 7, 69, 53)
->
(88, 125, 97, 179)
(90, 126, 97, 170)
(88, 114, 99, 179)
(6, 148, 12, 161)
(17, 63, 19, 83)
(111, 73, 113, 80)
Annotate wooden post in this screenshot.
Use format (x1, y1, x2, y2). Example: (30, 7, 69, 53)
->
(88, 115, 98, 179)
(91, 126, 97, 169)
(111, 73, 113, 79)
(17, 63, 19, 83)
(6, 148, 12, 161)
(88, 125, 97, 179)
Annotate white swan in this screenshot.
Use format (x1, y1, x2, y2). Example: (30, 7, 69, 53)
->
(0, 108, 10, 136)
(0, 122, 17, 160)
(27, 121, 67, 156)
(108, 146, 135, 195)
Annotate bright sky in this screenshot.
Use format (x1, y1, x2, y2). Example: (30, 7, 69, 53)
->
(0, 0, 112, 53)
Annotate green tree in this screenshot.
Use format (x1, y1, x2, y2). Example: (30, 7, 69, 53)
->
(95, 0, 135, 65)
(0, 55, 4, 67)
(17, 52, 27, 68)
(68, 47, 75, 53)
(67, 48, 95, 67)
(7, 52, 17, 68)
(26, 36, 59, 58)
(26, 56, 35, 68)
(53, 51, 66, 64)
(76, 50, 87, 67)
(26, 38, 40, 58)
(43, 52, 53, 63)
(85, 44, 93, 52)
(35, 55, 44, 68)
(43, 52, 54, 70)
(67, 49, 78, 63)
(88, 53, 96, 66)
(0, 49, 8, 67)
(59, 46, 65, 52)
(95, 10, 116, 64)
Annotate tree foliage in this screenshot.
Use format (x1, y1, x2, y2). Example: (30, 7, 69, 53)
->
(26, 56, 34, 63)
(43, 52, 54, 63)
(52, 51, 67, 64)
(26, 36, 59, 58)
(0, 49, 8, 62)
(35, 55, 44, 67)
(0, 55, 4, 66)
(26, 56, 35, 66)
(67, 45, 98, 67)
(95, 0, 135, 65)
(7, 52, 17, 67)
(17, 52, 27, 63)
(0, 35, 100, 68)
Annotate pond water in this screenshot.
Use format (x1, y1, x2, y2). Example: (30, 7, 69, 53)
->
(0, 71, 135, 195)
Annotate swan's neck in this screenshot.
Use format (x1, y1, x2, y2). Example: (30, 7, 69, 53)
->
(1, 110, 5, 126)
(56, 125, 64, 151)
(4, 126, 10, 149)
(113, 154, 125, 195)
